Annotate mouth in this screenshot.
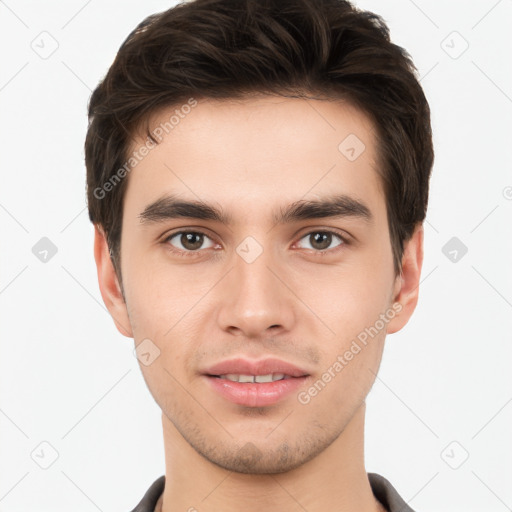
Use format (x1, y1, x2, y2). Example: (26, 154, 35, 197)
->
(201, 357, 311, 407)
(202, 360, 310, 406)
(202, 356, 310, 379)
(204, 374, 310, 407)
(208, 373, 298, 383)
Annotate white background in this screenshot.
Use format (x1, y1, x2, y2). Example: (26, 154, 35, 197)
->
(0, 0, 511, 511)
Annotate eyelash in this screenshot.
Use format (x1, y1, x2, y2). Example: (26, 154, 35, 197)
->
(162, 229, 350, 259)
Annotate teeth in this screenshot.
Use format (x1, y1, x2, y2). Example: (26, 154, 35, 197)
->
(255, 374, 273, 383)
(220, 373, 286, 383)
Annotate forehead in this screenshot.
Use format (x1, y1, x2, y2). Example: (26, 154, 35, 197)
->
(124, 95, 385, 224)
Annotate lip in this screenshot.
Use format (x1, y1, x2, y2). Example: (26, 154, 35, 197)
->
(202, 357, 311, 407)
(203, 357, 310, 378)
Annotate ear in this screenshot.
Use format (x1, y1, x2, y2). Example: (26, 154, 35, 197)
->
(386, 223, 424, 335)
(93, 225, 133, 338)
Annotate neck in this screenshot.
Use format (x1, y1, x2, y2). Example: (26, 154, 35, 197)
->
(159, 401, 384, 512)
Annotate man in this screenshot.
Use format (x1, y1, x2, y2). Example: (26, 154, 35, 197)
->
(85, 0, 433, 510)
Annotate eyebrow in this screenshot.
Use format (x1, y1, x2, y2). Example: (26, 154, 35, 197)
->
(138, 193, 372, 226)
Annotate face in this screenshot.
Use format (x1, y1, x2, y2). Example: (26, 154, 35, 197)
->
(96, 95, 421, 474)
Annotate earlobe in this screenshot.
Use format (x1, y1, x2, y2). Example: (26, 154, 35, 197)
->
(93, 225, 133, 338)
(386, 223, 424, 335)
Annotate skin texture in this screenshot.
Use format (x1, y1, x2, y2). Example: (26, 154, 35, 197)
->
(94, 95, 423, 512)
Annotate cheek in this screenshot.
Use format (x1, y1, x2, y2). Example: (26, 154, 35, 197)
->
(122, 251, 202, 336)
(296, 329, 385, 420)
(298, 261, 394, 331)
(294, 263, 393, 392)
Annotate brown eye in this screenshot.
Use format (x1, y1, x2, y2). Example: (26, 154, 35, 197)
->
(296, 231, 345, 252)
(165, 231, 215, 253)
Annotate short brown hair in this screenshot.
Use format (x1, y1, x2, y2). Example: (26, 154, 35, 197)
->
(85, 0, 434, 283)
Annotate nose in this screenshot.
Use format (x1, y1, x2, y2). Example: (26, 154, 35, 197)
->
(216, 240, 297, 339)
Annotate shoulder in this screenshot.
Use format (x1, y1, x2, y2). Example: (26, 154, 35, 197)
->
(368, 472, 415, 512)
(129, 475, 165, 512)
